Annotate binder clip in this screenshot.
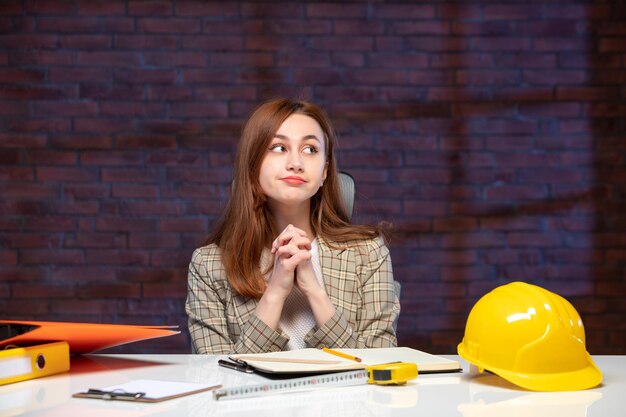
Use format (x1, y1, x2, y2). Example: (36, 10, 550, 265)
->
(85, 388, 146, 401)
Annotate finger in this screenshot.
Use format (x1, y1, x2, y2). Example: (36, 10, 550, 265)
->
(286, 235, 311, 250)
(280, 250, 311, 270)
(271, 225, 308, 252)
(274, 243, 301, 259)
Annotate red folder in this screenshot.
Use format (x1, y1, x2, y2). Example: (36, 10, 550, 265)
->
(0, 320, 180, 354)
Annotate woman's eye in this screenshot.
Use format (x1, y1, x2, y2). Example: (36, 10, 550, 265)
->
(269, 144, 286, 153)
(303, 146, 318, 154)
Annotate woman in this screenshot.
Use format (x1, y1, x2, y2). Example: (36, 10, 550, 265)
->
(186, 98, 400, 354)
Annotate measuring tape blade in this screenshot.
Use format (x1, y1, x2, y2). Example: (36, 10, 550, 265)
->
(213, 369, 369, 401)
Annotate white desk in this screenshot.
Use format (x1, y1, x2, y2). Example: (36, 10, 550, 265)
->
(1, 355, 624, 417)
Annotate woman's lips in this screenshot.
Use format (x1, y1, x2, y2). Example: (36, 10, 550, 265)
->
(281, 176, 306, 185)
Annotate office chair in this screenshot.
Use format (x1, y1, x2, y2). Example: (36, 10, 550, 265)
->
(337, 171, 355, 220)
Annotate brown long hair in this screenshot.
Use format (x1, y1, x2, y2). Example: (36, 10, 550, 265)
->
(209, 98, 380, 299)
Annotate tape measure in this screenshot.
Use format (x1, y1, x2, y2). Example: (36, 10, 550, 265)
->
(214, 362, 417, 401)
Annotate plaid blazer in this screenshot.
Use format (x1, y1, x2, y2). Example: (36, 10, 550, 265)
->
(185, 236, 400, 354)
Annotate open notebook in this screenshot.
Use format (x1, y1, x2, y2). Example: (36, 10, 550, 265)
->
(230, 347, 461, 375)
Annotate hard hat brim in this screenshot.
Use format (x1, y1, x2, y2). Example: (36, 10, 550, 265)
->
(459, 345, 603, 392)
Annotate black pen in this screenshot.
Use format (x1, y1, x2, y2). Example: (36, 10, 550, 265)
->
(218, 359, 254, 374)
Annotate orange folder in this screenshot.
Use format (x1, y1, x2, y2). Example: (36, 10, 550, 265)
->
(0, 320, 180, 354)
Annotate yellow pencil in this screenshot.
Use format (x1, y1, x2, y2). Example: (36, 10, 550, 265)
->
(322, 347, 362, 363)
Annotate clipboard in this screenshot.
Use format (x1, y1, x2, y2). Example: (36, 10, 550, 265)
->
(73, 379, 222, 403)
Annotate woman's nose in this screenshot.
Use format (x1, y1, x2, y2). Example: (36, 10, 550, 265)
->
(286, 153, 303, 172)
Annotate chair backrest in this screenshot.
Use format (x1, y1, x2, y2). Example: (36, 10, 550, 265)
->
(337, 171, 355, 220)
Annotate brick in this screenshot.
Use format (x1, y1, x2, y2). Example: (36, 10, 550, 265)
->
(129, 234, 181, 249)
(25, 0, 73, 15)
(85, 250, 150, 266)
(507, 233, 563, 247)
(119, 201, 185, 216)
(74, 119, 134, 133)
(33, 102, 98, 117)
(49, 300, 118, 315)
(535, 37, 588, 51)
(138, 17, 201, 34)
(518, 168, 583, 184)
(0, 183, 58, 198)
(0, 300, 48, 316)
(144, 51, 206, 66)
(495, 53, 557, 68)
(101, 17, 135, 32)
(292, 69, 342, 85)
(169, 102, 228, 118)
(457, 70, 519, 85)
(202, 20, 262, 35)
(147, 150, 204, 165)
(0, 85, 75, 100)
(115, 69, 176, 84)
(557, 87, 620, 100)
(519, 20, 580, 37)
(599, 38, 626, 52)
(0, 1, 23, 15)
(0, 251, 17, 265)
(306, 3, 367, 18)
(143, 283, 187, 298)
(115, 34, 179, 49)
(129, 1, 173, 16)
(36, 166, 98, 182)
(0, 166, 32, 180)
(182, 69, 233, 84)
(50, 135, 112, 149)
(55, 201, 100, 215)
(78, 284, 141, 298)
(331, 52, 365, 68)
(485, 185, 548, 200)
(375, 4, 435, 19)
(21, 250, 83, 265)
(37, 18, 100, 33)
(176, 1, 239, 17)
(470, 37, 531, 51)
(77, 51, 142, 67)
(5, 118, 68, 135)
(12, 283, 75, 298)
(149, 250, 191, 266)
(310, 36, 373, 51)
(80, 84, 144, 100)
(452, 21, 517, 36)
(0, 68, 45, 82)
(159, 218, 206, 232)
(100, 102, 165, 117)
(523, 70, 587, 85)
(51, 265, 115, 283)
(60, 34, 112, 49)
(519, 103, 581, 117)
(77, 1, 125, 16)
(0, 34, 58, 49)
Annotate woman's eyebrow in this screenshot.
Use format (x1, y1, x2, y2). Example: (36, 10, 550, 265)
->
(274, 134, 321, 143)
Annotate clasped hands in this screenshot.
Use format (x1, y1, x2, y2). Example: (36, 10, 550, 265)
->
(266, 224, 324, 301)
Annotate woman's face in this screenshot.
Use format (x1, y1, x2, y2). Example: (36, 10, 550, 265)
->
(259, 113, 327, 208)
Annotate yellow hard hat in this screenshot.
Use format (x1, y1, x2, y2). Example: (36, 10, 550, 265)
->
(457, 281, 602, 391)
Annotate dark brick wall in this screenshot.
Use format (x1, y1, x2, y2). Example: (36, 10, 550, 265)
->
(1, 0, 624, 354)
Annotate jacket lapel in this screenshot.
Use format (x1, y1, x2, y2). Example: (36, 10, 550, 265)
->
(317, 238, 359, 316)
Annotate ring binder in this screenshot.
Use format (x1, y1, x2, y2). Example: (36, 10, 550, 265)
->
(0, 341, 70, 386)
